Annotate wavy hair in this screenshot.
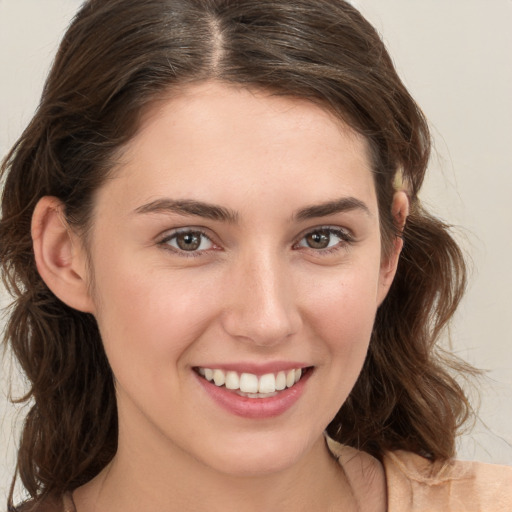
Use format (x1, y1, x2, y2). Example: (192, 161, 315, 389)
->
(1, 0, 474, 507)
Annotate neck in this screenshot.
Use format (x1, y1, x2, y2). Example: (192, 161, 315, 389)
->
(74, 434, 358, 512)
(72, 393, 375, 512)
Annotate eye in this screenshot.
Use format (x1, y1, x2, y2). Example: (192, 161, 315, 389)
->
(296, 227, 352, 251)
(160, 229, 214, 253)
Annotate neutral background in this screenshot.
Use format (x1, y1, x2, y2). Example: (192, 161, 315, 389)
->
(1, 0, 511, 503)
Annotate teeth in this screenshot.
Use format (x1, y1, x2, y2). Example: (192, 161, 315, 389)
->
(240, 373, 259, 393)
(275, 371, 286, 391)
(225, 371, 239, 390)
(213, 369, 225, 386)
(197, 367, 306, 395)
(258, 373, 276, 393)
(245, 391, 278, 399)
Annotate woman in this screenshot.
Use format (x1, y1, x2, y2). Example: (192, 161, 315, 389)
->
(1, 0, 511, 510)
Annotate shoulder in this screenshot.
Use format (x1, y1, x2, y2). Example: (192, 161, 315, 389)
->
(11, 493, 75, 512)
(326, 435, 512, 511)
(383, 449, 512, 511)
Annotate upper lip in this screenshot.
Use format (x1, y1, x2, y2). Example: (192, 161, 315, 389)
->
(194, 362, 311, 375)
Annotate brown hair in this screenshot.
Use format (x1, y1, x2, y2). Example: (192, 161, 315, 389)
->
(1, 0, 474, 507)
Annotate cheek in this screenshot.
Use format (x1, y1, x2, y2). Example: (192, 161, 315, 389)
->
(313, 288, 376, 374)
(89, 256, 222, 382)
(299, 255, 381, 375)
(302, 258, 381, 334)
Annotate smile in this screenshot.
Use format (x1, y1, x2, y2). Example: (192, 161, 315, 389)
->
(196, 367, 308, 397)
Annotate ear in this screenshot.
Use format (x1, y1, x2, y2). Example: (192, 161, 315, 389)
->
(32, 196, 95, 313)
(377, 191, 409, 305)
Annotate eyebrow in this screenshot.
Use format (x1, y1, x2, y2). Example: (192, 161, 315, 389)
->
(294, 197, 371, 221)
(134, 196, 370, 223)
(134, 199, 239, 223)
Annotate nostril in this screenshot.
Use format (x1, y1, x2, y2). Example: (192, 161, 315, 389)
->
(220, 306, 301, 347)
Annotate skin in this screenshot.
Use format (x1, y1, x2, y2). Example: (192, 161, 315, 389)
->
(32, 82, 408, 511)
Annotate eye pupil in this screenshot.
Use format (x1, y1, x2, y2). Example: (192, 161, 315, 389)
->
(176, 232, 201, 251)
(306, 231, 330, 249)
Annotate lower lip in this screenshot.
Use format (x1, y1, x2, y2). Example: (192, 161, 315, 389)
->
(195, 369, 312, 419)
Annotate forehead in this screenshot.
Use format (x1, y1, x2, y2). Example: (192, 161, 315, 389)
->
(102, 81, 377, 217)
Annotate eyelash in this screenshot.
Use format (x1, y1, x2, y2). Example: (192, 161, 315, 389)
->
(293, 227, 354, 255)
(158, 228, 217, 258)
(158, 226, 354, 257)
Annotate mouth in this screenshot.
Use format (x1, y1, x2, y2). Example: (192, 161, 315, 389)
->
(194, 366, 313, 399)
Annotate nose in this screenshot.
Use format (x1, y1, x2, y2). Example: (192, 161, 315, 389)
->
(220, 249, 302, 347)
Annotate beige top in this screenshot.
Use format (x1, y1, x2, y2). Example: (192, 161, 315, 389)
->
(327, 437, 512, 511)
(20, 439, 512, 511)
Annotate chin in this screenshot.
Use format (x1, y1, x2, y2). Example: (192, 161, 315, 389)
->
(196, 428, 319, 477)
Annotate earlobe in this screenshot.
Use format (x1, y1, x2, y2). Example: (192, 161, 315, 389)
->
(32, 196, 95, 313)
(377, 191, 409, 305)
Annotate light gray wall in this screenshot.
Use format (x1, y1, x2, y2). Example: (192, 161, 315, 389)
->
(354, 0, 512, 464)
(1, 0, 511, 503)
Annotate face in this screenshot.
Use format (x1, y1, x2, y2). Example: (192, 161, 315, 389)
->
(81, 82, 397, 476)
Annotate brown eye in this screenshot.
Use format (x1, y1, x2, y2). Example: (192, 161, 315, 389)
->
(305, 230, 331, 249)
(297, 227, 352, 252)
(176, 232, 202, 251)
(163, 230, 214, 252)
